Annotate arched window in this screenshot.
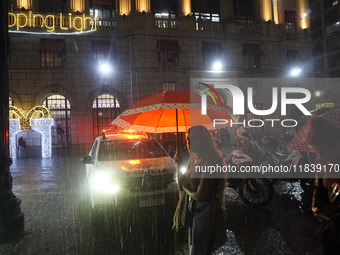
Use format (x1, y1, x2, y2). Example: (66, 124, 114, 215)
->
(92, 94, 121, 138)
(42, 94, 71, 145)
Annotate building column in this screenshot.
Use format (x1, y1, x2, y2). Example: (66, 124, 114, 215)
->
(259, 0, 273, 22)
(135, 0, 150, 13)
(220, 0, 234, 20)
(272, 0, 279, 24)
(297, 0, 309, 29)
(16, 0, 32, 9)
(276, 0, 284, 25)
(70, 0, 85, 12)
(119, 0, 131, 15)
(253, 0, 261, 21)
(0, 0, 24, 243)
(179, 0, 191, 16)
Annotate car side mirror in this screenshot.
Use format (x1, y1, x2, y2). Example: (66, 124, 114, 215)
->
(81, 156, 93, 164)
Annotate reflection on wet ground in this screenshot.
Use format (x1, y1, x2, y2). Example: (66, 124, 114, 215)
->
(0, 148, 320, 255)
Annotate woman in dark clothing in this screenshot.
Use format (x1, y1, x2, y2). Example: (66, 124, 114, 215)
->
(181, 126, 226, 255)
(306, 116, 340, 255)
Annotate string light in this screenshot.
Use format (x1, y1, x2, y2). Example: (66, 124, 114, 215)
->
(8, 11, 99, 33)
(31, 118, 54, 158)
(9, 105, 51, 130)
(9, 119, 21, 159)
(9, 29, 96, 35)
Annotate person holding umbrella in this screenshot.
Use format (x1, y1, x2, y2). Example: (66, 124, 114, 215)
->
(181, 125, 226, 255)
(306, 116, 340, 255)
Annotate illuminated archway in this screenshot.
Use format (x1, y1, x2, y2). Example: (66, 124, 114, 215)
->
(9, 106, 54, 159)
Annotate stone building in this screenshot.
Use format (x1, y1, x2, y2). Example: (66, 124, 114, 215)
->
(8, 0, 314, 149)
(309, 0, 340, 78)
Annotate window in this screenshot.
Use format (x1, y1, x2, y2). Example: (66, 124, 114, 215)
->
(157, 40, 180, 67)
(92, 94, 121, 138)
(98, 139, 167, 161)
(326, 22, 340, 36)
(243, 44, 263, 69)
(163, 82, 176, 92)
(233, 0, 254, 21)
(324, 0, 339, 9)
(327, 53, 340, 69)
(202, 42, 223, 69)
(152, 0, 177, 27)
(92, 40, 114, 64)
(39, 0, 67, 12)
(287, 50, 303, 66)
(39, 39, 65, 68)
(151, 0, 177, 13)
(90, 0, 116, 19)
(154, 13, 177, 28)
(191, 0, 220, 22)
(284, 10, 298, 32)
(327, 34, 340, 51)
(42, 94, 71, 145)
(325, 8, 339, 25)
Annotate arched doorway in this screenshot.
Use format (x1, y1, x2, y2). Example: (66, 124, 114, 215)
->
(42, 94, 71, 145)
(15, 130, 42, 158)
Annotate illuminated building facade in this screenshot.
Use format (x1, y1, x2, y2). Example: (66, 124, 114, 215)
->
(8, 0, 314, 147)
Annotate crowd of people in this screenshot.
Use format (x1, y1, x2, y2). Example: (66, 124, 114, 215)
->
(175, 117, 340, 255)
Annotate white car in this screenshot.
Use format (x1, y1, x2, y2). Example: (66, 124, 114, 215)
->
(81, 131, 178, 224)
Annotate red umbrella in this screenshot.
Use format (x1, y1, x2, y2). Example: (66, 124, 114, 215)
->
(289, 108, 340, 151)
(112, 91, 237, 133)
(112, 91, 237, 156)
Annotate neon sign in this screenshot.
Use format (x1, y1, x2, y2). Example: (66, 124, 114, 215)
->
(8, 11, 99, 33)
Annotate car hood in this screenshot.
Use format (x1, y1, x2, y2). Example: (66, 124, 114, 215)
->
(94, 157, 176, 176)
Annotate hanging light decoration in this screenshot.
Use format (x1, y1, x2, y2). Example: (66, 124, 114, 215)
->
(9, 105, 52, 130)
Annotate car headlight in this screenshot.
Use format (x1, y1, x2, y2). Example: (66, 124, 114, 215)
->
(180, 166, 187, 175)
(90, 171, 119, 194)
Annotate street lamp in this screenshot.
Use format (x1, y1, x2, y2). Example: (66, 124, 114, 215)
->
(289, 67, 302, 77)
(212, 59, 222, 72)
(98, 62, 113, 75)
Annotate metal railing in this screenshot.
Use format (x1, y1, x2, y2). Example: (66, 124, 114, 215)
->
(195, 20, 223, 31)
(155, 18, 177, 29)
(284, 32, 299, 40)
(237, 22, 262, 33)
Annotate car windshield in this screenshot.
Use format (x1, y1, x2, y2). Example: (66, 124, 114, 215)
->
(98, 139, 168, 161)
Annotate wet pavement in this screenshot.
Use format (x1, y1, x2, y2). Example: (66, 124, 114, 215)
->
(0, 147, 320, 255)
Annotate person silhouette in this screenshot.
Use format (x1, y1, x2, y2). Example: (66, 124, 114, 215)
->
(18, 136, 26, 158)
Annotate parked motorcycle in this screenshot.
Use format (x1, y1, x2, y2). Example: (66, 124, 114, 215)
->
(261, 135, 315, 194)
(226, 150, 274, 206)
